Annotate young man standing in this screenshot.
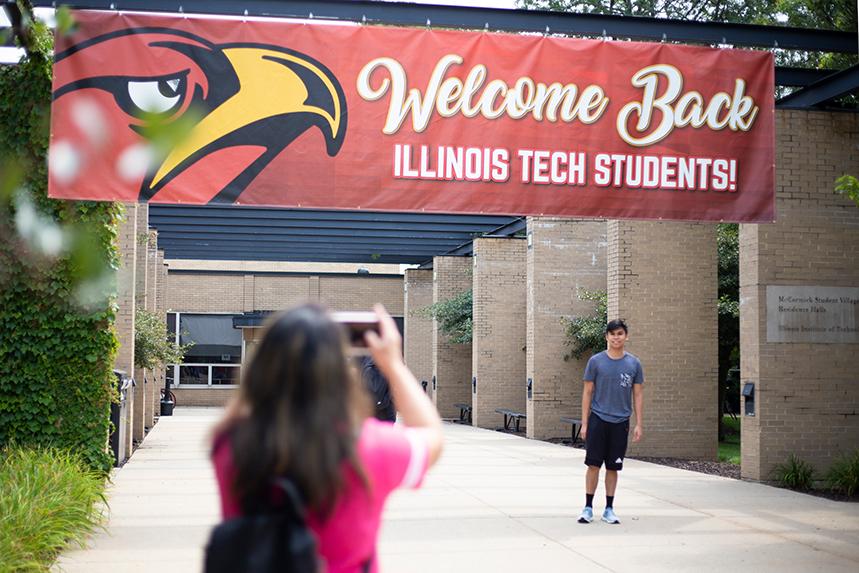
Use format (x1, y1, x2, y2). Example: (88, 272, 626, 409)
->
(578, 319, 644, 524)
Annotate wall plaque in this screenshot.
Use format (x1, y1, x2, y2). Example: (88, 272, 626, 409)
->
(766, 286, 859, 343)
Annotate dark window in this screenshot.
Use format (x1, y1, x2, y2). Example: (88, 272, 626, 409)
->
(179, 314, 241, 364)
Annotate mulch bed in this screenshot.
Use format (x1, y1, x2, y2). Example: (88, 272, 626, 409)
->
(545, 438, 856, 501)
(628, 456, 741, 480)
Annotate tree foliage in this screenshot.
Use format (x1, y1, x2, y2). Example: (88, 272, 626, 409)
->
(717, 223, 740, 433)
(419, 290, 473, 344)
(835, 175, 859, 207)
(561, 289, 608, 361)
(517, 0, 776, 23)
(517, 0, 858, 72)
(134, 308, 192, 370)
(0, 7, 121, 474)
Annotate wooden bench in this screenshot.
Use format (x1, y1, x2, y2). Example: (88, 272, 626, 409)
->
(495, 408, 526, 432)
(454, 402, 472, 424)
(559, 416, 583, 445)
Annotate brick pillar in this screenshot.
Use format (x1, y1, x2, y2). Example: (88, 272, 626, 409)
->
(740, 110, 859, 480)
(432, 256, 472, 419)
(309, 276, 320, 302)
(129, 203, 147, 445)
(243, 274, 255, 312)
(154, 253, 168, 421)
(115, 203, 137, 462)
(404, 269, 434, 397)
(608, 220, 718, 459)
(472, 237, 527, 429)
(526, 218, 606, 439)
(144, 232, 158, 430)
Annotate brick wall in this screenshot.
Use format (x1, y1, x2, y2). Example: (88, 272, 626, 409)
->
(432, 256, 472, 419)
(740, 110, 859, 480)
(526, 218, 607, 439)
(151, 252, 166, 423)
(472, 238, 527, 429)
(114, 203, 137, 461)
(319, 276, 404, 314)
(167, 272, 403, 314)
(132, 204, 148, 443)
(608, 220, 718, 459)
(404, 269, 434, 395)
(173, 387, 236, 407)
(144, 233, 158, 430)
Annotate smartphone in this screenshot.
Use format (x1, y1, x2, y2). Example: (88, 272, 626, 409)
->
(331, 311, 380, 351)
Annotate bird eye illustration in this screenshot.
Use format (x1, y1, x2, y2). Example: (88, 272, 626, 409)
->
(127, 77, 184, 114)
(116, 71, 189, 119)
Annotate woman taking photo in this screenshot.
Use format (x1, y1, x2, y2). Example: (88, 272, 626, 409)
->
(210, 304, 443, 573)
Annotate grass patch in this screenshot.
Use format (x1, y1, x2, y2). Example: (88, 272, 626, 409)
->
(825, 450, 859, 497)
(0, 445, 107, 573)
(718, 415, 741, 464)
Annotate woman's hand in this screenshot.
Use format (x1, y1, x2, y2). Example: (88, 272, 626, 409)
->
(365, 304, 403, 374)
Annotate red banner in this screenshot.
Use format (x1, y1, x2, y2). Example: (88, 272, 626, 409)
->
(49, 11, 775, 222)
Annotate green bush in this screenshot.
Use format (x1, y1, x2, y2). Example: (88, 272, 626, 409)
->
(134, 308, 192, 370)
(0, 10, 120, 473)
(0, 445, 106, 573)
(561, 289, 607, 361)
(825, 450, 859, 497)
(771, 454, 816, 491)
(418, 289, 473, 344)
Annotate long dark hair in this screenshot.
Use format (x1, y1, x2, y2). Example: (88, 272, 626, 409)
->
(218, 305, 371, 515)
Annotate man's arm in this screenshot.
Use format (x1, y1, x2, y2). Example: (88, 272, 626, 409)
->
(581, 381, 594, 440)
(632, 383, 644, 442)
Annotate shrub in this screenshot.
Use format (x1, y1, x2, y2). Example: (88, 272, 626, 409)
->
(771, 454, 815, 491)
(825, 450, 859, 497)
(134, 308, 192, 370)
(418, 289, 473, 344)
(0, 445, 106, 572)
(561, 289, 607, 361)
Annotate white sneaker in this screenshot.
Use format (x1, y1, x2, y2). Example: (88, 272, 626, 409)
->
(602, 507, 620, 524)
(577, 506, 594, 523)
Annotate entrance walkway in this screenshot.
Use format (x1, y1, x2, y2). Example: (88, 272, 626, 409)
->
(57, 408, 859, 572)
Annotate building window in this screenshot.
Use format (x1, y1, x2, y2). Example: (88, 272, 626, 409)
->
(166, 313, 242, 387)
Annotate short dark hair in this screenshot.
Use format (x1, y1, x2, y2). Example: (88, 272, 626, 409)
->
(606, 319, 628, 334)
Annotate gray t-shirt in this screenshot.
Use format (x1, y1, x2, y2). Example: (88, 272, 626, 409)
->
(583, 351, 644, 423)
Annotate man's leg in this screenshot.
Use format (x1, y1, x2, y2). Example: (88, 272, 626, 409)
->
(604, 468, 618, 497)
(586, 465, 600, 495)
(601, 419, 629, 524)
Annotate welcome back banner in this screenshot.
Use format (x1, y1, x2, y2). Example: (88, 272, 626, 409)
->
(49, 11, 775, 222)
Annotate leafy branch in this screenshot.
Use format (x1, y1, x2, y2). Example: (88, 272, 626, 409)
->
(561, 289, 608, 361)
(418, 289, 473, 344)
(134, 308, 192, 370)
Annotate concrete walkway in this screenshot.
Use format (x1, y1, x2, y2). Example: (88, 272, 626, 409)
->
(57, 408, 859, 572)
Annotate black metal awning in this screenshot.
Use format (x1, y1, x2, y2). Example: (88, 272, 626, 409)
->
(149, 205, 520, 264)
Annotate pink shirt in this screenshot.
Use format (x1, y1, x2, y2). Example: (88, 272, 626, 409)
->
(212, 418, 429, 573)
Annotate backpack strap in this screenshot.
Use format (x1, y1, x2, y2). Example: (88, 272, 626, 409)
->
(273, 478, 307, 518)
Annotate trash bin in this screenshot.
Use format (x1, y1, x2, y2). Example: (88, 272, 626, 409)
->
(160, 379, 175, 417)
(109, 370, 133, 467)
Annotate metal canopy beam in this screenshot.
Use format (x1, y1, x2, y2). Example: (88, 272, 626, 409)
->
(775, 67, 842, 88)
(29, 0, 857, 52)
(776, 65, 859, 109)
(149, 205, 518, 264)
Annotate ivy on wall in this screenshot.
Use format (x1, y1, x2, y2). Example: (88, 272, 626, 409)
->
(0, 8, 122, 473)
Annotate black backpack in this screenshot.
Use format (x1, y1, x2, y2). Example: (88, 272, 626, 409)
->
(204, 479, 319, 573)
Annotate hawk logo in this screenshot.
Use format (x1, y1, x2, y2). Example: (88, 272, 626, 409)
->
(52, 27, 347, 204)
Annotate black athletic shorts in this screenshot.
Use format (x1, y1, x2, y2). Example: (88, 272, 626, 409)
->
(584, 412, 630, 471)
